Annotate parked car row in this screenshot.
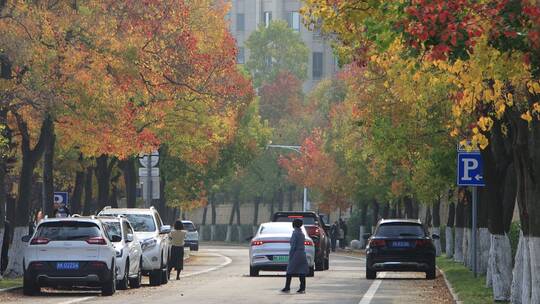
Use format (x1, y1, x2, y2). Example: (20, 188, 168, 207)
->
(21, 206, 199, 296)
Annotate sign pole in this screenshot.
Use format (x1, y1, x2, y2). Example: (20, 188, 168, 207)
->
(471, 186, 478, 277)
(146, 154, 152, 208)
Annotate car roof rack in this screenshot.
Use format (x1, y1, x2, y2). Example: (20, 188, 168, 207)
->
(71, 214, 81, 217)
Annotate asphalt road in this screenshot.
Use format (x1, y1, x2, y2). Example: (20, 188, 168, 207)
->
(0, 245, 453, 304)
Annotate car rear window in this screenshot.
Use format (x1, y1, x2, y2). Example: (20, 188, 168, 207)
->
(260, 224, 293, 234)
(375, 223, 426, 237)
(183, 222, 196, 232)
(273, 215, 316, 225)
(36, 221, 101, 241)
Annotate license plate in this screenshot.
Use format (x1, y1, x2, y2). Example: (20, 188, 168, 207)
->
(273, 256, 288, 262)
(56, 262, 79, 270)
(391, 241, 411, 248)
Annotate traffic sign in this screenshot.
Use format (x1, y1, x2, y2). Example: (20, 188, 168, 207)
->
(139, 151, 159, 168)
(138, 168, 160, 177)
(457, 152, 485, 186)
(53, 192, 69, 207)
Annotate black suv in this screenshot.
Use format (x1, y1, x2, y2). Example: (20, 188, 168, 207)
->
(272, 211, 331, 271)
(364, 219, 438, 280)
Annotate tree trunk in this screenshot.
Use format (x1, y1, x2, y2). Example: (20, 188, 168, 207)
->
(403, 197, 414, 219)
(288, 186, 294, 211)
(210, 195, 217, 241)
(109, 171, 120, 208)
(253, 196, 261, 226)
(454, 192, 466, 263)
(359, 203, 368, 248)
(71, 161, 85, 215)
(119, 158, 137, 208)
(382, 202, 389, 218)
(371, 200, 379, 232)
(277, 188, 284, 211)
(14, 114, 53, 226)
(42, 122, 55, 217)
(83, 165, 94, 215)
(95, 154, 115, 211)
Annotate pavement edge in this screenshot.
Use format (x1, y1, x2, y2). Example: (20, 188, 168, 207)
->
(437, 267, 463, 304)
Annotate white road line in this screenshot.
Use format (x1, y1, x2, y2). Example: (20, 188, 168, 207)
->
(56, 252, 232, 304)
(333, 254, 366, 261)
(358, 272, 386, 304)
(180, 253, 232, 278)
(57, 296, 95, 304)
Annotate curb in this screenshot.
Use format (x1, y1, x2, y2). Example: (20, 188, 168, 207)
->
(438, 267, 463, 304)
(0, 285, 22, 293)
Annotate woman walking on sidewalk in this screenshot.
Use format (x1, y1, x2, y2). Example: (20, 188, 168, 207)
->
(281, 219, 308, 294)
(169, 220, 187, 280)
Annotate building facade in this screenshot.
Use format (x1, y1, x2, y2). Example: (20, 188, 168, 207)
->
(227, 0, 338, 91)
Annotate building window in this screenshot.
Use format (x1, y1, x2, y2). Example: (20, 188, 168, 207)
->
(288, 11, 300, 32)
(236, 13, 245, 31)
(237, 47, 245, 64)
(263, 11, 272, 28)
(312, 52, 323, 79)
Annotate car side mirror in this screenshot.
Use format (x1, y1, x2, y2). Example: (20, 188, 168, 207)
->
(111, 234, 122, 242)
(21, 235, 31, 243)
(432, 234, 440, 240)
(126, 233, 134, 242)
(160, 225, 171, 234)
(362, 233, 372, 240)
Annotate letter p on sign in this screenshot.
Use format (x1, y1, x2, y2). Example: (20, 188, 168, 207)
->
(457, 152, 485, 186)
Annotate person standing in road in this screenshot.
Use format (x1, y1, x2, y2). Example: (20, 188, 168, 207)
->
(337, 219, 345, 249)
(330, 221, 339, 252)
(340, 219, 348, 249)
(169, 220, 187, 280)
(282, 219, 308, 294)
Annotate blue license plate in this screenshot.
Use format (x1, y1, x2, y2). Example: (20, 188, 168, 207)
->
(391, 241, 411, 248)
(56, 262, 79, 270)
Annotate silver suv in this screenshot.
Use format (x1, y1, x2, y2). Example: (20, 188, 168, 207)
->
(98, 207, 171, 286)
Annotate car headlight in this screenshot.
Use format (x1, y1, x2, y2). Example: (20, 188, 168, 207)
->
(140, 238, 157, 251)
(116, 249, 123, 257)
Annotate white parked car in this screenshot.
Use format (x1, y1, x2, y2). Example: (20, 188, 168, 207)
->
(22, 217, 117, 296)
(182, 220, 199, 251)
(98, 207, 171, 286)
(249, 222, 315, 277)
(99, 216, 143, 289)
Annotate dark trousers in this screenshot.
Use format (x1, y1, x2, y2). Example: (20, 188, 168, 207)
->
(284, 275, 306, 290)
(331, 238, 337, 252)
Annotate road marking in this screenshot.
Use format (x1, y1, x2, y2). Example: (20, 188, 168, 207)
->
(55, 252, 232, 304)
(0, 286, 22, 292)
(333, 254, 365, 261)
(358, 272, 386, 304)
(57, 296, 94, 304)
(180, 253, 232, 278)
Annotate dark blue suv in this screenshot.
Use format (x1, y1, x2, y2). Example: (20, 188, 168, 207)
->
(364, 219, 438, 280)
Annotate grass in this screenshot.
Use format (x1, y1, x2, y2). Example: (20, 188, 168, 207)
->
(437, 256, 505, 304)
(0, 277, 22, 290)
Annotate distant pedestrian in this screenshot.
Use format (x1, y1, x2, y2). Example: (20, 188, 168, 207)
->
(53, 202, 70, 218)
(281, 219, 308, 294)
(169, 220, 187, 280)
(337, 218, 345, 249)
(330, 221, 339, 252)
(29, 210, 44, 235)
(340, 219, 348, 249)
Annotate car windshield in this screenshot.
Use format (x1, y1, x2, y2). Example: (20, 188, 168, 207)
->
(103, 222, 122, 241)
(375, 224, 426, 238)
(102, 213, 156, 232)
(273, 215, 316, 225)
(183, 222, 196, 232)
(35, 221, 101, 241)
(260, 224, 293, 235)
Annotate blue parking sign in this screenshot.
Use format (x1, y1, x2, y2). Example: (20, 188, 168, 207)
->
(54, 192, 69, 207)
(457, 152, 485, 186)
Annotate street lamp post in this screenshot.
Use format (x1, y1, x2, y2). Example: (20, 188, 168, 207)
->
(266, 144, 309, 212)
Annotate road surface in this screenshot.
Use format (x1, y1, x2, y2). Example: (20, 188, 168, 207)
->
(0, 245, 453, 304)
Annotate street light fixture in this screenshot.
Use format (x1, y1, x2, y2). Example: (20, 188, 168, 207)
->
(266, 144, 309, 212)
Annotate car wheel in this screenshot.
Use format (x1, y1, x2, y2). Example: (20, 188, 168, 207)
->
(366, 268, 376, 280)
(102, 262, 116, 296)
(23, 274, 40, 296)
(192, 244, 199, 251)
(249, 266, 259, 277)
(149, 269, 162, 286)
(160, 255, 169, 285)
(117, 260, 129, 290)
(307, 266, 315, 277)
(426, 266, 436, 280)
(129, 259, 142, 288)
(324, 256, 330, 270)
(315, 257, 324, 271)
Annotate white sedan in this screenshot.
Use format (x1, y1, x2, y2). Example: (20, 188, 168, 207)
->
(249, 222, 315, 277)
